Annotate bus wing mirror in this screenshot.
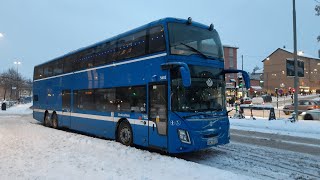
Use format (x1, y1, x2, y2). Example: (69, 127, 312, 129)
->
(180, 66, 191, 87)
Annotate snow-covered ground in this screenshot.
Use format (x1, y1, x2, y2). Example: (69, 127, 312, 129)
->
(0, 104, 249, 180)
(1, 103, 320, 179)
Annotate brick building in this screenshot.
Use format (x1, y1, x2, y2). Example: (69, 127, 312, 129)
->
(223, 45, 240, 97)
(262, 48, 320, 94)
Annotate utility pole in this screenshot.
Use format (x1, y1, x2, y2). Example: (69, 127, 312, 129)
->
(293, 0, 299, 120)
(241, 55, 244, 97)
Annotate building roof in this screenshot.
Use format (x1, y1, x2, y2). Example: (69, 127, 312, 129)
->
(262, 48, 320, 62)
(255, 69, 263, 74)
(250, 73, 262, 80)
(223, 45, 239, 49)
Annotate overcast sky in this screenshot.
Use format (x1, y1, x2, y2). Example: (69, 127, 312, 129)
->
(0, 0, 319, 79)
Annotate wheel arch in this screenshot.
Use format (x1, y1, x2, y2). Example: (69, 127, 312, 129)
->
(115, 118, 133, 142)
(304, 113, 314, 120)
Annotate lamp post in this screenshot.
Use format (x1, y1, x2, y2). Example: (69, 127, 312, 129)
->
(13, 61, 21, 101)
(292, 0, 299, 120)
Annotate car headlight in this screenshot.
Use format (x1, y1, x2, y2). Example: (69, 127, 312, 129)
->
(178, 129, 191, 144)
(301, 112, 306, 116)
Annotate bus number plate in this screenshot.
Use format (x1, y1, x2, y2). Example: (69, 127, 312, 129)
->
(207, 137, 218, 145)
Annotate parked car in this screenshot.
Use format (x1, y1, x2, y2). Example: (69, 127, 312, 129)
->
(302, 109, 320, 120)
(283, 100, 320, 115)
(243, 97, 252, 104)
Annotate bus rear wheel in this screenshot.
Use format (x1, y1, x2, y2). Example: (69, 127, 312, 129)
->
(117, 121, 133, 146)
(52, 113, 58, 129)
(44, 112, 51, 127)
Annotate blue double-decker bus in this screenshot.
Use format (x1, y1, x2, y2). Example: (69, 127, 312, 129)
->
(33, 17, 250, 153)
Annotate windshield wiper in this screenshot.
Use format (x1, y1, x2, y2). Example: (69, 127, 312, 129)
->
(180, 43, 209, 59)
(183, 112, 216, 119)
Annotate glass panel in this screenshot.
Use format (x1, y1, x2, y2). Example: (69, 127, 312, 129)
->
(149, 84, 167, 135)
(118, 30, 146, 60)
(168, 23, 223, 60)
(63, 56, 74, 73)
(62, 90, 71, 109)
(149, 26, 166, 54)
(34, 66, 43, 80)
(115, 86, 146, 112)
(171, 65, 225, 112)
(74, 90, 95, 110)
(94, 89, 117, 112)
(43, 64, 53, 77)
(53, 60, 63, 75)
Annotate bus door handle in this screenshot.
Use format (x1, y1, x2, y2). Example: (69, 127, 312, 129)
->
(152, 124, 155, 131)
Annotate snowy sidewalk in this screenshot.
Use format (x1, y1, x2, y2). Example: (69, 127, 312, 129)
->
(230, 118, 320, 140)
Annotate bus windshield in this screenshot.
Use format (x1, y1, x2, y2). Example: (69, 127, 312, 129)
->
(168, 23, 223, 60)
(171, 65, 225, 112)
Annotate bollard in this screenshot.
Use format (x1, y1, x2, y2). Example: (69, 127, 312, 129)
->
(1, 102, 6, 111)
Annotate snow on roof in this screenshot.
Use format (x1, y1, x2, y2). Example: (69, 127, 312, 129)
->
(255, 69, 263, 74)
(280, 48, 320, 60)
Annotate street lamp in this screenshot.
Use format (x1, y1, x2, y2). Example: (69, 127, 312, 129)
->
(13, 61, 21, 101)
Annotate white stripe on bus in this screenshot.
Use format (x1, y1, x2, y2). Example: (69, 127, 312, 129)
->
(33, 109, 156, 127)
(34, 53, 167, 82)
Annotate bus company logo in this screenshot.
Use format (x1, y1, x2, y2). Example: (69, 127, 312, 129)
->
(117, 113, 130, 118)
(175, 120, 181, 126)
(160, 75, 167, 80)
(206, 78, 213, 87)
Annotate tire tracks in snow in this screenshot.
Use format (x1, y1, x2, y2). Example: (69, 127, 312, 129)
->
(177, 142, 320, 180)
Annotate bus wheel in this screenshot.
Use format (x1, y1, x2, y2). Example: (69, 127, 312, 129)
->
(52, 113, 58, 129)
(117, 121, 133, 146)
(44, 112, 51, 127)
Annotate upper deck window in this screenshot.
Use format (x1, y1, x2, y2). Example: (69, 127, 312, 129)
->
(168, 23, 223, 61)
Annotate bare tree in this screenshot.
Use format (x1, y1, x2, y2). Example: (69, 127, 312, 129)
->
(0, 68, 24, 100)
(316, 4, 320, 16)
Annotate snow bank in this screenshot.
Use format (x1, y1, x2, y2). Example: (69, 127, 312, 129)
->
(230, 118, 320, 139)
(0, 103, 32, 115)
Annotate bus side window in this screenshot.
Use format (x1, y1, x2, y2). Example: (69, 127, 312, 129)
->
(43, 63, 53, 78)
(63, 56, 74, 73)
(115, 86, 146, 113)
(117, 30, 146, 61)
(34, 66, 43, 80)
(53, 60, 63, 76)
(148, 26, 166, 54)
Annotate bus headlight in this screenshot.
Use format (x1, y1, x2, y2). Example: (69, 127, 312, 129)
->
(178, 129, 191, 144)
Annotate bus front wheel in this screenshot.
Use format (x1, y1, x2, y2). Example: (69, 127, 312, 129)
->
(117, 121, 133, 146)
(52, 113, 58, 129)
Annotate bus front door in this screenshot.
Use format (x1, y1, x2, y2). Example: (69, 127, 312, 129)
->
(148, 84, 168, 150)
(61, 90, 71, 128)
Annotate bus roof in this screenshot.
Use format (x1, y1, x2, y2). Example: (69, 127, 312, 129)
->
(35, 17, 213, 67)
